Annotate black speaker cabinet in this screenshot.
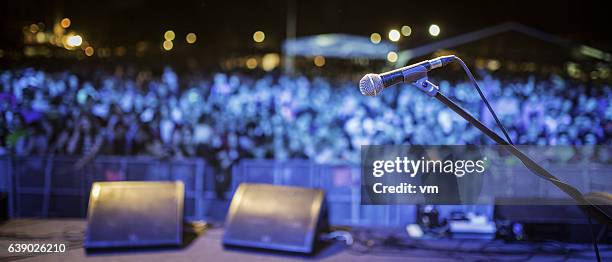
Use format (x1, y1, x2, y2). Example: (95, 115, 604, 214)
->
(85, 181, 184, 249)
(223, 183, 328, 254)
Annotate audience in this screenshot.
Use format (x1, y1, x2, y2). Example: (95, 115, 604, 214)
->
(0, 66, 610, 167)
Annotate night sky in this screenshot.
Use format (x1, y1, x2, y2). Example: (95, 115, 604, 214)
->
(1, 0, 611, 54)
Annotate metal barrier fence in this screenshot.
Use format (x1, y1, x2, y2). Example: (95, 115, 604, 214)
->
(231, 159, 612, 227)
(2, 155, 211, 221)
(231, 159, 418, 227)
(0, 156, 12, 218)
(2, 157, 424, 227)
(2, 156, 610, 228)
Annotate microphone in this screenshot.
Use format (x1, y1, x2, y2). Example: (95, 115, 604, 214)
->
(359, 55, 456, 96)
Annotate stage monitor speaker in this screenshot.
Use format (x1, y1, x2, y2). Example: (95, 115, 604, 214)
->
(85, 181, 184, 249)
(223, 183, 328, 254)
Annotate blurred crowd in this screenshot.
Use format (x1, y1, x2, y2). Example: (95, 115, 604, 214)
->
(1, 66, 610, 167)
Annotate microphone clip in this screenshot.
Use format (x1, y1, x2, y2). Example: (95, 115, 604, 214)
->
(413, 76, 439, 97)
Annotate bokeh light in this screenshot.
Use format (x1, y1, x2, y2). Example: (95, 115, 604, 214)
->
(163, 40, 173, 51)
(66, 35, 82, 47)
(253, 31, 265, 43)
(487, 59, 501, 71)
(29, 24, 39, 33)
(386, 51, 398, 62)
(261, 53, 279, 71)
(35, 32, 46, 43)
(370, 33, 381, 44)
(85, 46, 94, 56)
(401, 25, 412, 36)
(164, 30, 176, 41)
(388, 29, 400, 42)
(186, 33, 197, 44)
(246, 58, 257, 69)
(60, 18, 71, 29)
(314, 56, 326, 67)
(429, 24, 440, 36)
(115, 46, 126, 56)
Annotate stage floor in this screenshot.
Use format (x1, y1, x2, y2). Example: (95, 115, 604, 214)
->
(0, 219, 607, 261)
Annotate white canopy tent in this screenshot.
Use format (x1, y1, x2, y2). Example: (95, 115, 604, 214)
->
(282, 33, 398, 60)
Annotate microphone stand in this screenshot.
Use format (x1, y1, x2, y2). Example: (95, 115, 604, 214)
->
(411, 73, 611, 225)
(431, 90, 611, 224)
(419, 80, 609, 260)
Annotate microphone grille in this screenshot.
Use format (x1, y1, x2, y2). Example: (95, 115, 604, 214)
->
(359, 73, 384, 96)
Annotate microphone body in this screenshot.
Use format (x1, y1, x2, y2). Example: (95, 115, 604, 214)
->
(359, 55, 456, 96)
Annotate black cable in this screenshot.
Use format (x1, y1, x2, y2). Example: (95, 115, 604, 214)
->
(452, 56, 514, 145)
(588, 216, 602, 262)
